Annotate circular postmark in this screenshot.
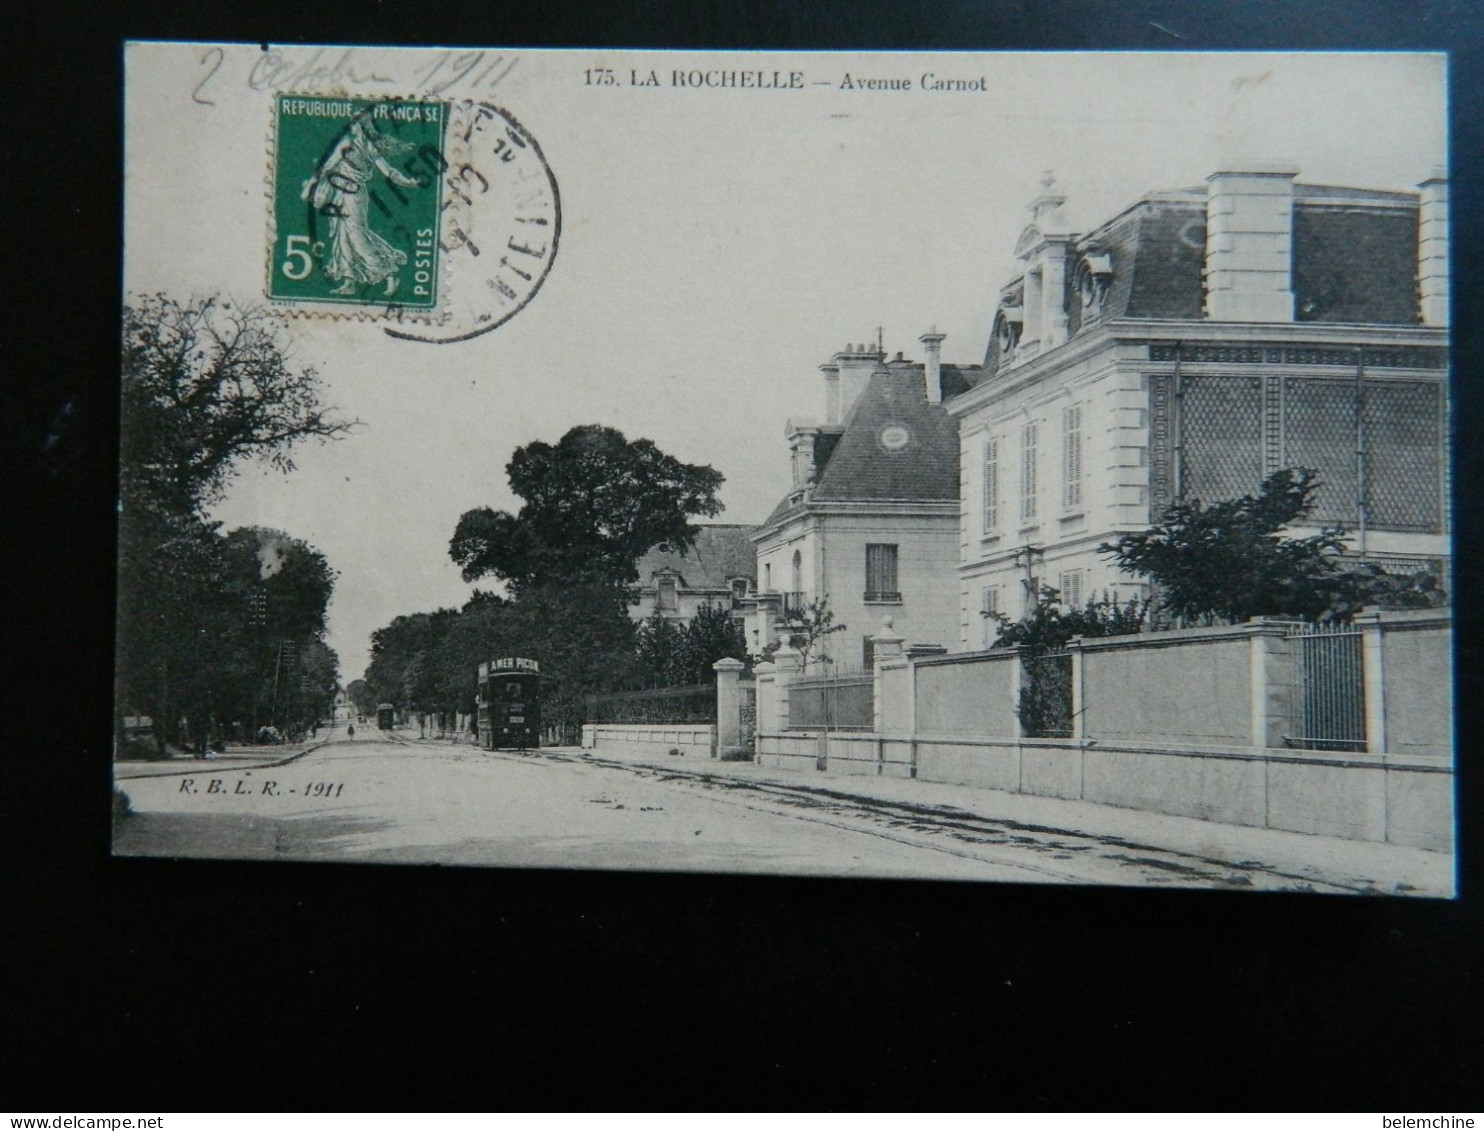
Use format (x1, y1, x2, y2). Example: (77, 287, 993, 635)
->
(384, 100, 561, 344)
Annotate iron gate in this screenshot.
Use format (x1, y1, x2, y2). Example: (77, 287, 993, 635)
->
(1019, 648, 1073, 738)
(1285, 623, 1365, 751)
(738, 683, 757, 758)
(787, 666, 874, 731)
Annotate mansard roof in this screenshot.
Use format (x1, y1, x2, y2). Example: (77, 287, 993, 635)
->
(811, 363, 962, 503)
(982, 181, 1424, 373)
(759, 356, 982, 529)
(635, 524, 757, 590)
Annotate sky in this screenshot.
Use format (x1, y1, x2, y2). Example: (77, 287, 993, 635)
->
(123, 45, 1446, 680)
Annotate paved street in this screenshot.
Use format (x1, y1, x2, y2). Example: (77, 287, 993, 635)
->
(112, 723, 1451, 894)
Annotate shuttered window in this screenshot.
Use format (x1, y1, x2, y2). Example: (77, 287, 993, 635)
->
(1063, 404, 1083, 509)
(865, 544, 899, 601)
(1020, 421, 1039, 522)
(980, 586, 1001, 648)
(1059, 570, 1083, 611)
(983, 437, 1000, 534)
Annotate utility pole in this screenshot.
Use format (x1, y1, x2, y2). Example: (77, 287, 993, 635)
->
(247, 585, 267, 741)
(1012, 543, 1045, 614)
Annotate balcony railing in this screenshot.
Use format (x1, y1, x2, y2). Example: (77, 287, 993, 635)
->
(782, 591, 807, 615)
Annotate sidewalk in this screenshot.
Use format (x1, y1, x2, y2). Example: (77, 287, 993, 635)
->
(570, 741, 1456, 897)
(113, 733, 337, 780)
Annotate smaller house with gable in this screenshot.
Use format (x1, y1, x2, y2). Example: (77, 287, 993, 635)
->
(630, 523, 758, 626)
(747, 338, 983, 666)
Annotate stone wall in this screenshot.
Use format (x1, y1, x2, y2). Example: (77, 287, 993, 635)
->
(753, 611, 1453, 851)
(1076, 625, 1257, 747)
(914, 650, 1018, 737)
(582, 723, 716, 760)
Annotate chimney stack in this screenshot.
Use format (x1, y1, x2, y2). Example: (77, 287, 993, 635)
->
(820, 362, 841, 424)
(785, 419, 820, 488)
(834, 342, 884, 423)
(1204, 163, 1299, 322)
(919, 328, 946, 404)
(1418, 168, 1448, 327)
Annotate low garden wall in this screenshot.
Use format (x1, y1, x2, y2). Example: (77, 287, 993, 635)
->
(752, 610, 1453, 852)
(582, 723, 716, 760)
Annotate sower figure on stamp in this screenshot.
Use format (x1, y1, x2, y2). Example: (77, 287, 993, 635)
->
(302, 116, 428, 297)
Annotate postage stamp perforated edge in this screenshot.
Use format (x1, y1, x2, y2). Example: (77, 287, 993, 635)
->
(264, 91, 453, 324)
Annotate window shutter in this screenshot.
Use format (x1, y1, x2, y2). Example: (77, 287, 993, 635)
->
(1059, 570, 1083, 610)
(983, 437, 1000, 533)
(1021, 422, 1039, 521)
(981, 586, 1000, 647)
(1063, 404, 1083, 508)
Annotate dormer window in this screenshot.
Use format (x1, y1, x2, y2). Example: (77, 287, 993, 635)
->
(730, 578, 750, 603)
(1075, 253, 1113, 321)
(657, 575, 678, 612)
(994, 306, 1023, 360)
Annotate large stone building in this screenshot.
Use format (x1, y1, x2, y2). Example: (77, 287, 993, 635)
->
(747, 340, 984, 665)
(949, 166, 1449, 649)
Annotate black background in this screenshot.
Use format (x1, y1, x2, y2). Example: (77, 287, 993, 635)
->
(7, 0, 1482, 1110)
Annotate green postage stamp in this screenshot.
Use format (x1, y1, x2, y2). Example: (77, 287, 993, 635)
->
(269, 94, 449, 312)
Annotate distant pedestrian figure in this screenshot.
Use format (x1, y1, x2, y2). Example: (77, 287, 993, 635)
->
(347, 723, 355, 740)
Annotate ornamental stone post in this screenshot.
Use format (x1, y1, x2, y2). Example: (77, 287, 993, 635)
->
(713, 657, 746, 760)
(870, 617, 905, 735)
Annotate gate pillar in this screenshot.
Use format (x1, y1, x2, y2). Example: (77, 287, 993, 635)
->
(1248, 618, 1297, 749)
(1353, 609, 1388, 755)
(713, 657, 747, 760)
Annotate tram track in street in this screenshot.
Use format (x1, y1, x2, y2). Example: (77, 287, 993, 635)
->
(492, 746, 1374, 892)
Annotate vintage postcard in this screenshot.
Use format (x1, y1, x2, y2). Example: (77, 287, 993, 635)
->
(115, 43, 1453, 895)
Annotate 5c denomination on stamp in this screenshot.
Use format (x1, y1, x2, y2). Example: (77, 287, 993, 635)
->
(269, 94, 449, 314)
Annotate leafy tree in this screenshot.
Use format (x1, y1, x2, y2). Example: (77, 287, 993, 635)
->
(679, 602, 749, 684)
(115, 513, 237, 754)
(449, 424, 725, 592)
(115, 522, 339, 752)
(438, 424, 722, 742)
(1100, 468, 1447, 624)
(364, 610, 459, 719)
(116, 295, 353, 754)
(782, 595, 847, 669)
(296, 638, 341, 734)
(204, 527, 338, 740)
(365, 585, 639, 745)
(121, 294, 356, 518)
(633, 603, 749, 688)
(1100, 469, 1353, 624)
(345, 679, 372, 717)
(988, 586, 1147, 740)
(990, 587, 1148, 651)
(635, 611, 687, 689)
(1324, 562, 1448, 620)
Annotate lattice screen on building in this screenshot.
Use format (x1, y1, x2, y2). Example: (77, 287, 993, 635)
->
(1283, 378, 1359, 526)
(1363, 382, 1442, 532)
(1181, 375, 1263, 505)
